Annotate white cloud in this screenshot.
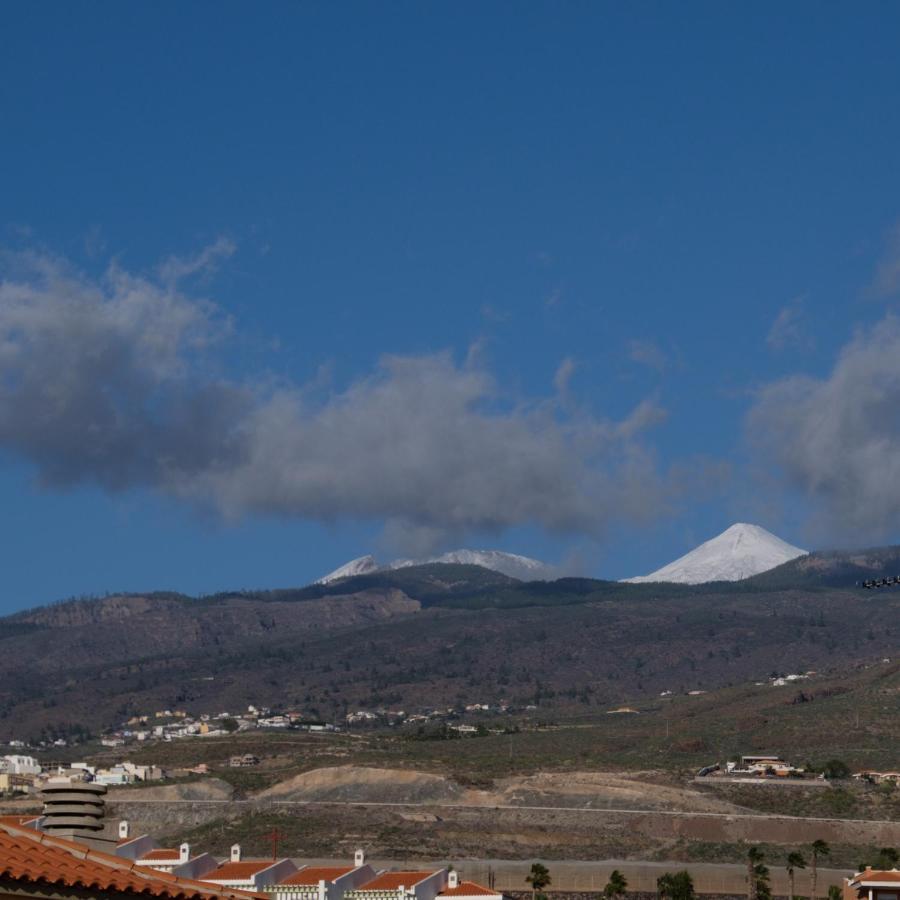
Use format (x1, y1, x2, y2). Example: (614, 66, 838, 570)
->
(0, 247, 678, 554)
(748, 314, 900, 541)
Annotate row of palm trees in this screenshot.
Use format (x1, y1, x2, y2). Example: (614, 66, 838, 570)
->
(747, 840, 832, 900)
(525, 839, 845, 900)
(749, 841, 900, 900)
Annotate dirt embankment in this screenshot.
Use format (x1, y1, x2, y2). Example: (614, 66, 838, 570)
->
(258, 765, 465, 804)
(107, 777, 235, 803)
(478, 771, 744, 813)
(257, 766, 746, 812)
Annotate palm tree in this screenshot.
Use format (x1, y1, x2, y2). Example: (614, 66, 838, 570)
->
(657, 871, 695, 900)
(786, 852, 806, 900)
(810, 840, 830, 900)
(604, 870, 628, 900)
(747, 848, 765, 900)
(526, 862, 551, 900)
(754, 863, 772, 900)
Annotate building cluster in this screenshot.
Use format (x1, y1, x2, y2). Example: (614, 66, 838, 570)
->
(3, 698, 527, 760)
(1, 793, 899, 900)
(0, 803, 502, 900)
(346, 701, 517, 729)
(100, 707, 340, 747)
(0, 754, 164, 794)
(697, 755, 814, 779)
(726, 755, 805, 777)
(852, 770, 900, 784)
(122, 837, 497, 900)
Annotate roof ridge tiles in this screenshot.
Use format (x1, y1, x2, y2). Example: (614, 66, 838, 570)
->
(0, 821, 266, 900)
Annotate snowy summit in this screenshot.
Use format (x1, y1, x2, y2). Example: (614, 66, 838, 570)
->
(317, 548, 552, 584)
(623, 523, 806, 585)
(316, 555, 381, 583)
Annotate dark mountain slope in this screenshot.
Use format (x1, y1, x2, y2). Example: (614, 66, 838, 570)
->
(745, 544, 900, 590)
(1, 554, 897, 740)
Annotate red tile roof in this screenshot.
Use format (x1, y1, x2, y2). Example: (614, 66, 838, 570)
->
(140, 849, 182, 862)
(440, 883, 499, 897)
(851, 871, 900, 885)
(207, 861, 280, 881)
(356, 873, 438, 891)
(0, 820, 263, 900)
(281, 868, 354, 886)
(0, 815, 40, 828)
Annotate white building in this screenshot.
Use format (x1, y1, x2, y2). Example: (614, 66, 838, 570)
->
(2, 755, 41, 776)
(201, 845, 296, 891)
(346, 870, 449, 900)
(134, 842, 218, 879)
(267, 855, 376, 900)
(439, 873, 501, 900)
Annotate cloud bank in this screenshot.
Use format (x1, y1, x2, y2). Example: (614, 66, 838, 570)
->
(0, 248, 674, 552)
(748, 314, 900, 541)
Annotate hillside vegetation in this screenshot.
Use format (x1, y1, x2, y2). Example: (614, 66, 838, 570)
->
(0, 549, 898, 743)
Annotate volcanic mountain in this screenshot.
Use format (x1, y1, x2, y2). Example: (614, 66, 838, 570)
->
(624, 522, 807, 584)
(318, 548, 552, 583)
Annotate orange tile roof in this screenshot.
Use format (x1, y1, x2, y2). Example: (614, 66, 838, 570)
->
(281, 868, 354, 886)
(440, 883, 500, 897)
(0, 820, 263, 900)
(140, 849, 182, 862)
(208, 861, 281, 881)
(356, 872, 438, 891)
(851, 871, 900, 885)
(0, 814, 40, 827)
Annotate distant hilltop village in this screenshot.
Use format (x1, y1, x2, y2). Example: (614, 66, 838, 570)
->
(1, 697, 539, 765)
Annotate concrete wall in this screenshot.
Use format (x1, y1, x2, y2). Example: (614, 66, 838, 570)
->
(99, 799, 900, 851)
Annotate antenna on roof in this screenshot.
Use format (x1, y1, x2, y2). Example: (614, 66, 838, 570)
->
(261, 828, 284, 860)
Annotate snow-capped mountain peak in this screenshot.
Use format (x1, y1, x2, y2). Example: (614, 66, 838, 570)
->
(394, 549, 552, 581)
(316, 555, 381, 584)
(317, 548, 552, 584)
(623, 523, 806, 585)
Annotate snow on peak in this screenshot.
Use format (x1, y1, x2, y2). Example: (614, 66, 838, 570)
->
(623, 523, 807, 585)
(317, 549, 552, 584)
(317, 555, 381, 584)
(395, 549, 552, 581)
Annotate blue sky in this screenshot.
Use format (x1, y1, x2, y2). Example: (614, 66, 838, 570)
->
(2, 2, 900, 613)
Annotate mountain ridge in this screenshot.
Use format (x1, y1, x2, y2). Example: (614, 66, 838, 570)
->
(318, 548, 553, 583)
(3, 543, 900, 741)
